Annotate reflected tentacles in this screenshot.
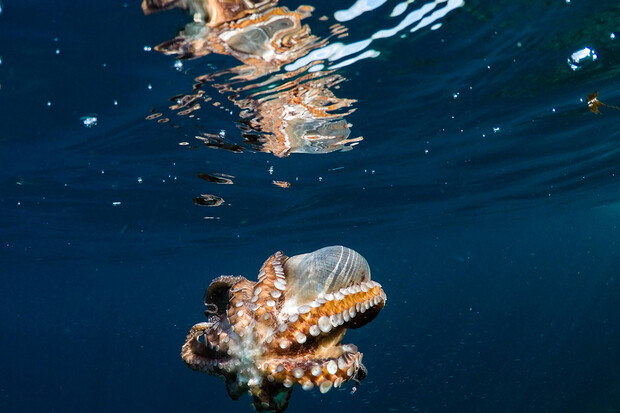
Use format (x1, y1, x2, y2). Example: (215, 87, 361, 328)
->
(143, 0, 361, 156)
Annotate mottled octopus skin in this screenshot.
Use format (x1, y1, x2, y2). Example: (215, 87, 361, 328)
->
(181, 246, 386, 412)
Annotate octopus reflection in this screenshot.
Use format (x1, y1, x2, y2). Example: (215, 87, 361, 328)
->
(143, 0, 361, 156)
(181, 246, 386, 412)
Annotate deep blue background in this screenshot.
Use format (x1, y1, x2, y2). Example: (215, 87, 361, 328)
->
(2, 1, 620, 412)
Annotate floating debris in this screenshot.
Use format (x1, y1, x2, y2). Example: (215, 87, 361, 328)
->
(587, 91, 620, 114)
(193, 194, 225, 207)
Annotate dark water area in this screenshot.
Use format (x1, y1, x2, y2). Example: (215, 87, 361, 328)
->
(2, 0, 620, 412)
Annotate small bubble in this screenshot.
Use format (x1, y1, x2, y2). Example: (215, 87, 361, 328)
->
(143, 46, 152, 52)
(112, 201, 121, 206)
(453, 92, 459, 99)
(147, 84, 152, 90)
(611, 33, 616, 40)
(55, 49, 60, 55)
(424, 149, 429, 154)
(219, 129, 226, 138)
(47, 101, 51, 107)
(137, 177, 143, 183)
(568, 47, 597, 71)
(174, 60, 183, 71)
(113, 100, 118, 106)
(493, 127, 501, 133)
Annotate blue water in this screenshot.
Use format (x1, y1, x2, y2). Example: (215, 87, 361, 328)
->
(2, 0, 620, 412)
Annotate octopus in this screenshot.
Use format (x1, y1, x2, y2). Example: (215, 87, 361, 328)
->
(181, 246, 387, 412)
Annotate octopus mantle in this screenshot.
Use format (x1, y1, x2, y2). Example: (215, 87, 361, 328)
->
(181, 246, 386, 412)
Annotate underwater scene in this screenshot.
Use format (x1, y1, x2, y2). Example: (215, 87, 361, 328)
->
(1, 0, 620, 412)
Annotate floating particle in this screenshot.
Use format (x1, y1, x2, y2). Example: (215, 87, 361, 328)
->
(112, 201, 121, 206)
(143, 46, 152, 52)
(137, 177, 143, 183)
(197, 172, 234, 185)
(81, 115, 98, 128)
(174, 60, 183, 71)
(273, 180, 291, 188)
(193, 194, 224, 207)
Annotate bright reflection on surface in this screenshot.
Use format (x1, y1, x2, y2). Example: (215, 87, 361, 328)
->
(287, 0, 464, 72)
(334, 0, 389, 22)
(144, 0, 465, 158)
